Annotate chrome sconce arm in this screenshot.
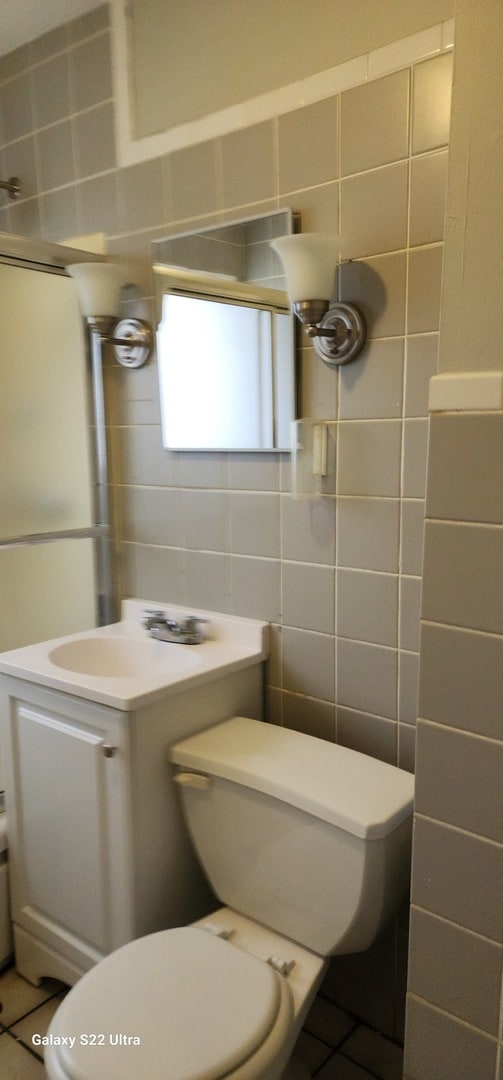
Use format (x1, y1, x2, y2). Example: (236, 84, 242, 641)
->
(271, 234, 366, 367)
(66, 264, 153, 369)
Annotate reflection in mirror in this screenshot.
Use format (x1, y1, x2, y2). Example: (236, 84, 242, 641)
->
(152, 210, 296, 451)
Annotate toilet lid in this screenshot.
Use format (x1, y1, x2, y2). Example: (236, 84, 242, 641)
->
(50, 927, 286, 1080)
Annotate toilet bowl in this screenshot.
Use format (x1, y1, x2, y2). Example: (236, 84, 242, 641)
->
(45, 717, 414, 1080)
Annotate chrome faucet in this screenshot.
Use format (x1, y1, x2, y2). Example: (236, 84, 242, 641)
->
(141, 609, 207, 644)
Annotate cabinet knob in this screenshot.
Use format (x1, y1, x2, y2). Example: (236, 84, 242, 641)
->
(101, 744, 117, 758)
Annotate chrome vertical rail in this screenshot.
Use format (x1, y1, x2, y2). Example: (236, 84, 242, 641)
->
(89, 327, 116, 626)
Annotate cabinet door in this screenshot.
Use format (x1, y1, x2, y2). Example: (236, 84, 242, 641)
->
(7, 692, 132, 962)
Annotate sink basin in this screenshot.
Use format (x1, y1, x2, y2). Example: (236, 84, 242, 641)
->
(0, 599, 269, 710)
(48, 636, 200, 679)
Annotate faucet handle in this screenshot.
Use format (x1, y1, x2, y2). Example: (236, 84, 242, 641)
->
(183, 614, 209, 632)
(141, 608, 165, 627)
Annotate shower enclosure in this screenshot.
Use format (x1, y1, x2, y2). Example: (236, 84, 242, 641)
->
(0, 232, 115, 658)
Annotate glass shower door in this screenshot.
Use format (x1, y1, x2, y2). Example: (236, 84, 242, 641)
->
(0, 260, 101, 650)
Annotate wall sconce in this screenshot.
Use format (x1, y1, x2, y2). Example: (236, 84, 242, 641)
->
(270, 234, 366, 366)
(66, 262, 153, 368)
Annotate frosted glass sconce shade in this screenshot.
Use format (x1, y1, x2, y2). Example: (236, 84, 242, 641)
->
(66, 262, 123, 318)
(271, 233, 341, 302)
(270, 232, 366, 367)
(66, 262, 153, 369)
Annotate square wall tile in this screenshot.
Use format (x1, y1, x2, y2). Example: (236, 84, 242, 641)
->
(230, 556, 281, 622)
(222, 121, 275, 208)
(170, 140, 220, 220)
(117, 158, 165, 233)
(340, 253, 407, 340)
(278, 96, 338, 193)
(404, 334, 438, 417)
(407, 246, 443, 333)
(409, 150, 448, 246)
(282, 562, 335, 634)
(399, 576, 422, 652)
(121, 486, 178, 547)
(37, 120, 75, 191)
(74, 102, 116, 178)
(339, 338, 404, 419)
(280, 180, 339, 233)
(411, 816, 503, 942)
(282, 626, 335, 701)
(69, 33, 112, 111)
(412, 53, 453, 155)
(402, 419, 429, 499)
(299, 344, 338, 420)
(400, 501, 425, 576)
(398, 649, 419, 726)
(183, 550, 232, 611)
(419, 622, 503, 741)
(179, 490, 228, 551)
(337, 497, 400, 573)
(414, 720, 503, 843)
(283, 691, 336, 742)
(337, 638, 398, 720)
(338, 421, 402, 497)
(408, 907, 502, 1035)
(341, 69, 409, 176)
(281, 495, 336, 565)
(337, 707, 397, 765)
(404, 996, 497, 1080)
(337, 569, 398, 647)
(422, 520, 503, 635)
(33, 53, 70, 127)
(398, 721, 416, 772)
(230, 492, 279, 557)
(427, 413, 503, 524)
(340, 161, 408, 259)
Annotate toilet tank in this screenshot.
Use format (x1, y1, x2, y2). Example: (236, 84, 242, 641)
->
(169, 718, 414, 957)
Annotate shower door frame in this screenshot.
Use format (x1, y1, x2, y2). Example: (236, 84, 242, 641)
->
(0, 230, 116, 626)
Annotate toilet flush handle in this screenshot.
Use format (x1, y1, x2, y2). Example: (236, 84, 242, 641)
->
(174, 772, 212, 790)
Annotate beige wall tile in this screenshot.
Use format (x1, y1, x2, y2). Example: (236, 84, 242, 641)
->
(282, 626, 335, 701)
(341, 69, 409, 176)
(179, 490, 228, 551)
(281, 495, 336, 565)
(229, 492, 279, 557)
(412, 52, 453, 154)
(341, 161, 408, 258)
(338, 420, 402, 496)
(414, 720, 503, 842)
(411, 816, 503, 941)
(337, 638, 398, 720)
(422, 520, 503, 635)
(222, 121, 275, 208)
(400, 576, 422, 651)
(337, 706, 397, 764)
(404, 997, 497, 1080)
(407, 246, 443, 333)
(230, 555, 280, 621)
(402, 419, 429, 498)
(400, 500, 425, 576)
(408, 907, 502, 1034)
(398, 721, 416, 772)
(283, 691, 336, 743)
(398, 649, 419, 725)
(420, 622, 503, 741)
(410, 150, 448, 246)
(278, 97, 338, 193)
(337, 497, 400, 573)
(427, 414, 503, 524)
(183, 550, 232, 611)
(340, 253, 407, 339)
(282, 562, 335, 634)
(337, 568, 398, 647)
(339, 337, 404, 419)
(170, 140, 220, 220)
(280, 180, 339, 233)
(404, 334, 438, 416)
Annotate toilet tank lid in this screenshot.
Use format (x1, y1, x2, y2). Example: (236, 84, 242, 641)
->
(170, 718, 414, 839)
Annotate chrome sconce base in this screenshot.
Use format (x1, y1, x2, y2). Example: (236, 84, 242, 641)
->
(293, 300, 366, 366)
(88, 316, 153, 368)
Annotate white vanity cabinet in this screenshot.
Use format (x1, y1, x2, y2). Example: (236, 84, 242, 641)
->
(0, 660, 263, 987)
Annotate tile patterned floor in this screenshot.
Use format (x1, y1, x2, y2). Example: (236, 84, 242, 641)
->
(0, 961, 404, 1079)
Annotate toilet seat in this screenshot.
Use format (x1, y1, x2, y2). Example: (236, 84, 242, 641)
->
(45, 926, 294, 1080)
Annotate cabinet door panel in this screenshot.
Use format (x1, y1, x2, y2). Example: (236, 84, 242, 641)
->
(12, 702, 120, 953)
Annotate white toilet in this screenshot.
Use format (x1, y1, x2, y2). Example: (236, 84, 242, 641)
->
(45, 717, 414, 1080)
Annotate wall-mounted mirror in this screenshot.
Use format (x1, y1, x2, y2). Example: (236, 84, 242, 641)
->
(152, 209, 296, 451)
